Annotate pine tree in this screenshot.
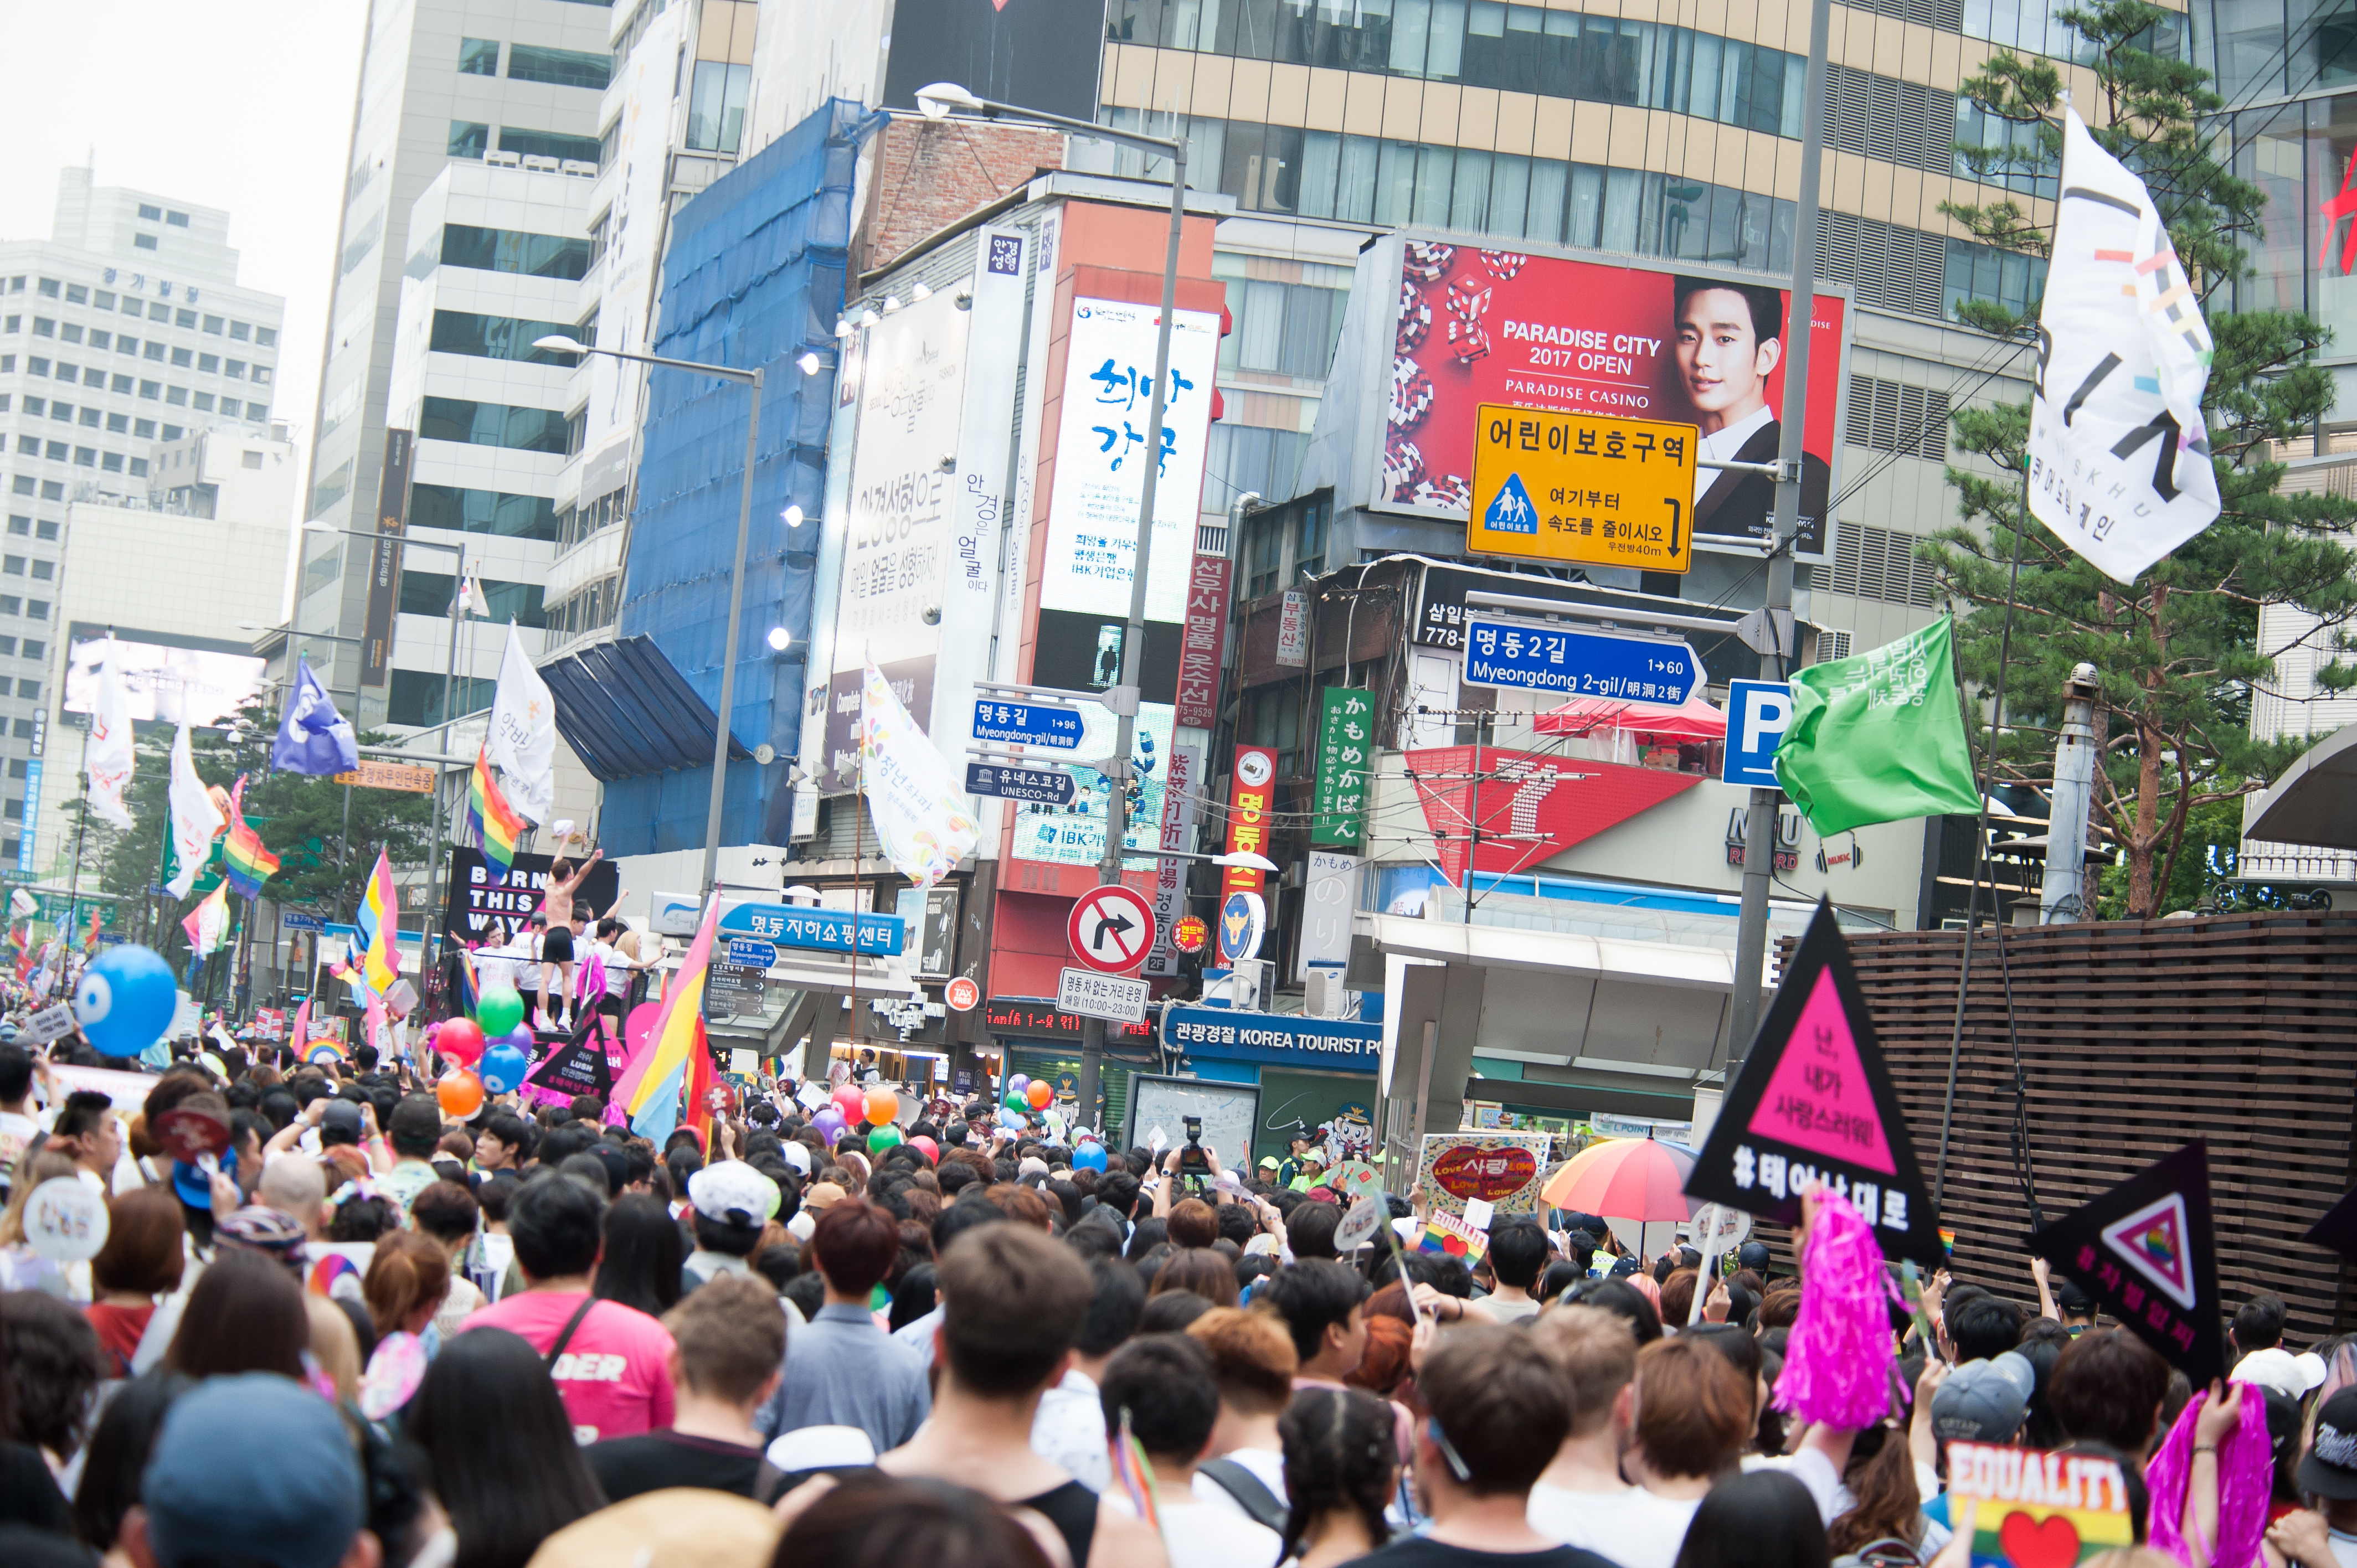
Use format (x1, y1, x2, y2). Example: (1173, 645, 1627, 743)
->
(1924, 0, 2357, 917)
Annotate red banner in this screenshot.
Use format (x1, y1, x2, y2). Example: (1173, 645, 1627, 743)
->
(1406, 745, 1704, 885)
(1381, 241, 1846, 559)
(1175, 555, 1231, 729)
(1223, 745, 1278, 892)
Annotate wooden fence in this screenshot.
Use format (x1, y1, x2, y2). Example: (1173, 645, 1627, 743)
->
(1826, 912, 2357, 1338)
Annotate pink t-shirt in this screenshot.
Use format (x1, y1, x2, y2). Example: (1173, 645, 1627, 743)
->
(461, 1291, 677, 1443)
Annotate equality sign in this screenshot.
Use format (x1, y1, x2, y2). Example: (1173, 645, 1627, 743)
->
(1945, 1443, 2134, 1566)
(1685, 899, 1943, 1266)
(2029, 1140, 2224, 1385)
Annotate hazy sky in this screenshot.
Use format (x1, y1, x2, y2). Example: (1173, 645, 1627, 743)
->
(0, 0, 369, 606)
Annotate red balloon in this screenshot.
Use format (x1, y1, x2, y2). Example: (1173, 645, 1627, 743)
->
(832, 1086, 866, 1122)
(908, 1135, 939, 1164)
(438, 1018, 486, 1066)
(437, 1068, 485, 1118)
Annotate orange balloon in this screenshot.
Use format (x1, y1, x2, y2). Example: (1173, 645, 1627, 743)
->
(863, 1087, 898, 1126)
(436, 1068, 485, 1119)
(1026, 1080, 1053, 1110)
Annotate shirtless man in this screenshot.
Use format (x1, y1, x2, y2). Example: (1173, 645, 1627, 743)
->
(537, 849, 602, 1030)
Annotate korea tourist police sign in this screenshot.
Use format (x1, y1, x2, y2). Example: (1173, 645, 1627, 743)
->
(1161, 1004, 1382, 1069)
(1686, 900, 1944, 1267)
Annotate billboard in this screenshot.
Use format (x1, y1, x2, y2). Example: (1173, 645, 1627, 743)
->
(64, 630, 265, 728)
(1376, 239, 1849, 561)
(877, 0, 1105, 126)
(441, 845, 622, 948)
(1007, 700, 1176, 869)
(1041, 299, 1222, 623)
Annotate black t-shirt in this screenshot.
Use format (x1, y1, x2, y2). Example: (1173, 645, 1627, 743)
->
(584, 1430, 766, 1503)
(1342, 1540, 1621, 1568)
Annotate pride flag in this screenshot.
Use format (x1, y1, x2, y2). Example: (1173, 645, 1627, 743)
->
(467, 746, 525, 876)
(613, 894, 718, 1146)
(181, 883, 231, 958)
(452, 946, 481, 1019)
(354, 848, 400, 998)
(222, 775, 280, 899)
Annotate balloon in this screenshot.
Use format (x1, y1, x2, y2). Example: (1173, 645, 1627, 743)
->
(999, 1108, 1025, 1130)
(436, 1018, 486, 1066)
(868, 1122, 904, 1152)
(75, 945, 177, 1059)
(1007, 1074, 1030, 1095)
(1025, 1080, 1053, 1110)
(436, 1068, 485, 1118)
(478, 1043, 529, 1095)
(863, 1089, 898, 1126)
(1005, 1091, 1027, 1111)
(1073, 1142, 1108, 1172)
(476, 986, 526, 1039)
(908, 1135, 939, 1164)
(811, 1108, 846, 1141)
(832, 1086, 866, 1122)
(503, 1025, 536, 1048)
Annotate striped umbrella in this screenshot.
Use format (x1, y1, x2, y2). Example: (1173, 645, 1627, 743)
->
(1540, 1134, 1697, 1222)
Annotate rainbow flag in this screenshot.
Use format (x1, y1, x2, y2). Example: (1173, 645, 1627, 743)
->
(452, 946, 482, 1019)
(467, 746, 526, 876)
(222, 775, 280, 899)
(181, 883, 231, 957)
(613, 893, 717, 1145)
(354, 848, 400, 998)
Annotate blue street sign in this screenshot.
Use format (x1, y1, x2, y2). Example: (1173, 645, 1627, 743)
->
(1161, 1004, 1382, 1070)
(1461, 617, 1701, 703)
(965, 761, 1078, 806)
(971, 699, 1084, 750)
(1722, 679, 1794, 789)
(280, 911, 326, 932)
(725, 936, 779, 970)
(717, 902, 905, 956)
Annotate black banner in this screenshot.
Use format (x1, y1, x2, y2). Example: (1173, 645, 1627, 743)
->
(360, 429, 413, 689)
(2029, 1141, 2224, 1385)
(527, 1031, 613, 1102)
(442, 845, 622, 948)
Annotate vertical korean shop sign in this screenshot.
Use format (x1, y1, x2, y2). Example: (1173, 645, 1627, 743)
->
(1175, 555, 1232, 729)
(1224, 745, 1278, 893)
(360, 429, 414, 689)
(1311, 688, 1373, 847)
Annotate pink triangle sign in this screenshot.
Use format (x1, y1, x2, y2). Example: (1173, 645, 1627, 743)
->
(1742, 966, 1898, 1174)
(2100, 1193, 2196, 1311)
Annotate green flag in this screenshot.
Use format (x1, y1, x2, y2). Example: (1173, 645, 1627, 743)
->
(1773, 616, 1983, 835)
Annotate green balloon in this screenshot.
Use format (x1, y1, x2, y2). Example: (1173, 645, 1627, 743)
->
(1005, 1091, 1027, 1110)
(868, 1123, 904, 1152)
(477, 985, 526, 1039)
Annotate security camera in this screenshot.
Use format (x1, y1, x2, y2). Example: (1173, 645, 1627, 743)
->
(954, 290, 974, 311)
(921, 604, 941, 626)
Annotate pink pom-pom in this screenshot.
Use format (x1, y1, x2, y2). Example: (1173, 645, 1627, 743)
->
(2145, 1383, 2272, 1568)
(1772, 1190, 1900, 1430)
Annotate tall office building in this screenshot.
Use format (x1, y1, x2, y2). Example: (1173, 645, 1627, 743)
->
(296, 0, 615, 722)
(0, 168, 286, 869)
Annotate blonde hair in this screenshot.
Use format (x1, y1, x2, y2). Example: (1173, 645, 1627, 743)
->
(305, 1293, 363, 1404)
(363, 1230, 452, 1337)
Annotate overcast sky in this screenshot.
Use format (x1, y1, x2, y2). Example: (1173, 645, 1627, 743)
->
(0, 1, 369, 607)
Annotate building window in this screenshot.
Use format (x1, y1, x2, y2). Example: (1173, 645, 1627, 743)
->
(242, 451, 264, 470)
(166, 210, 188, 227)
(506, 43, 612, 90)
(255, 327, 275, 347)
(449, 121, 491, 160)
(202, 315, 223, 334)
(166, 386, 187, 405)
(409, 483, 560, 540)
(105, 414, 127, 434)
(133, 419, 153, 438)
(400, 570, 548, 627)
(58, 324, 80, 344)
(3, 519, 22, 537)
(229, 321, 250, 342)
(386, 670, 499, 727)
(427, 310, 580, 364)
(31, 319, 52, 337)
(459, 37, 500, 75)
(193, 393, 215, 412)
(134, 235, 157, 252)
(38, 483, 59, 502)
(418, 396, 570, 453)
(440, 224, 591, 281)
(101, 453, 122, 472)
(225, 360, 245, 379)
(197, 354, 219, 374)
(127, 458, 146, 477)
(138, 204, 161, 221)
(145, 342, 164, 360)
(496, 127, 601, 165)
(687, 62, 752, 153)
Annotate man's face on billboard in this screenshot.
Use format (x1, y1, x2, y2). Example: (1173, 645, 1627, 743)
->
(1675, 287, 1781, 432)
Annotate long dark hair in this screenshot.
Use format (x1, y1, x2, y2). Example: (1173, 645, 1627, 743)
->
(164, 1249, 308, 1380)
(404, 1327, 606, 1568)
(1673, 1471, 1830, 1568)
(71, 1371, 192, 1551)
(1276, 1386, 1395, 1565)
(592, 1193, 683, 1318)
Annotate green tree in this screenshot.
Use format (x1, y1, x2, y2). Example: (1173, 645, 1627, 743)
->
(1924, 0, 2357, 917)
(74, 704, 433, 971)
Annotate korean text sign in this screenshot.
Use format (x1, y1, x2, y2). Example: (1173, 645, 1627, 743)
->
(1381, 240, 1845, 560)
(1468, 405, 1697, 572)
(1224, 745, 1278, 892)
(1042, 300, 1222, 621)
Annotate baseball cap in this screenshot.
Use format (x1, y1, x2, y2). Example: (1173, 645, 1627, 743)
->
(526, 1488, 781, 1568)
(1259, 1156, 1281, 1171)
(2301, 1389, 2357, 1500)
(802, 1180, 847, 1214)
(1931, 1352, 2037, 1442)
(689, 1162, 781, 1227)
(320, 1101, 364, 1139)
(776, 1141, 812, 1177)
(2233, 1346, 2327, 1401)
(1018, 1157, 1049, 1181)
(1737, 1241, 1773, 1273)
(143, 1374, 364, 1568)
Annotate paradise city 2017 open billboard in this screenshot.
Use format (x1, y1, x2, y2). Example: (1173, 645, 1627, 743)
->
(1373, 236, 1851, 563)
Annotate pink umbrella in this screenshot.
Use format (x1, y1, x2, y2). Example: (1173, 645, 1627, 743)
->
(1539, 1136, 1696, 1221)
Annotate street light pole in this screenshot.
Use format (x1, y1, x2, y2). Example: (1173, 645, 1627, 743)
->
(533, 337, 763, 903)
(1726, 0, 1832, 1069)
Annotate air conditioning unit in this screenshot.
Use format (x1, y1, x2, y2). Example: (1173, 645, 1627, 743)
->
(560, 159, 599, 178)
(1305, 966, 1348, 1018)
(522, 154, 560, 173)
(485, 150, 522, 169)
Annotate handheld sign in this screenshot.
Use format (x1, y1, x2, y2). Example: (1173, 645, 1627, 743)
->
(1685, 899, 1942, 1266)
(1335, 1194, 1388, 1252)
(1944, 1442, 2134, 1566)
(525, 1034, 613, 1102)
(25, 1177, 107, 1262)
(2027, 1139, 2224, 1385)
(151, 1105, 231, 1163)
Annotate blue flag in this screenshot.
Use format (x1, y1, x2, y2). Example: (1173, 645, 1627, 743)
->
(271, 658, 359, 776)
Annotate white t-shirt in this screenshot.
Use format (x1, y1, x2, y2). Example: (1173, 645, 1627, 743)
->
(1112, 1494, 1280, 1568)
(1030, 1368, 1109, 1493)
(2328, 1529, 2357, 1567)
(1527, 1480, 1701, 1568)
(1743, 1446, 1856, 1525)
(1194, 1445, 1288, 1521)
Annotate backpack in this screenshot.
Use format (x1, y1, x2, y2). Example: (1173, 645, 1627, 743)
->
(1196, 1457, 1289, 1534)
(1832, 1538, 1922, 1568)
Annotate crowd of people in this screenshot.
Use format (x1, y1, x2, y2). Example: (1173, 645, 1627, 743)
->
(0, 1031, 2351, 1568)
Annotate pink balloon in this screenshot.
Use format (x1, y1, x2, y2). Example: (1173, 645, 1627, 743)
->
(437, 1018, 486, 1066)
(908, 1135, 939, 1164)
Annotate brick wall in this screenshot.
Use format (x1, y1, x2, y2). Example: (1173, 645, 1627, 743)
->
(853, 115, 1066, 278)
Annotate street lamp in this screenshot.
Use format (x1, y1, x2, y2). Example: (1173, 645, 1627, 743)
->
(534, 334, 765, 903)
(914, 82, 1193, 1131)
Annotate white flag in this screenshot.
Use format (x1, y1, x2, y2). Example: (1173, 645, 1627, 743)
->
(164, 721, 225, 899)
(85, 637, 136, 829)
(858, 661, 980, 890)
(486, 621, 555, 824)
(452, 569, 490, 618)
(2026, 110, 2221, 582)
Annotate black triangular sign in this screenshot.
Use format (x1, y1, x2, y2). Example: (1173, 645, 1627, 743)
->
(526, 1030, 613, 1102)
(2026, 1139, 2222, 1385)
(1686, 899, 1943, 1266)
(2303, 1183, 2357, 1265)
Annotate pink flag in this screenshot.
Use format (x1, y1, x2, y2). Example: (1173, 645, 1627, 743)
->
(291, 997, 311, 1049)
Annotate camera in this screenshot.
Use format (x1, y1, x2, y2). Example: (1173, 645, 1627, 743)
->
(1175, 1115, 1213, 1190)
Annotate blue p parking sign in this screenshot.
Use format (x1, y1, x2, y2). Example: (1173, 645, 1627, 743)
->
(1722, 680, 1793, 788)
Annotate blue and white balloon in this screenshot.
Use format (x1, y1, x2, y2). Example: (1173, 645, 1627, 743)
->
(75, 945, 178, 1059)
